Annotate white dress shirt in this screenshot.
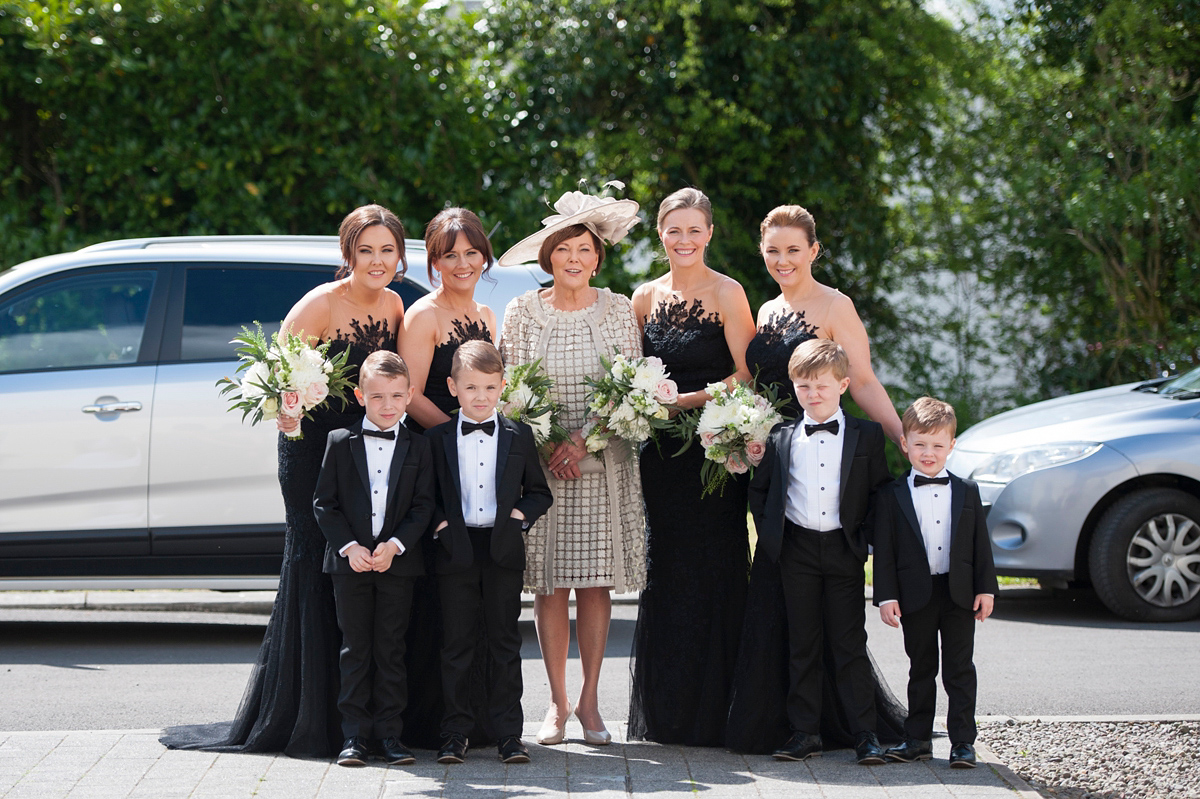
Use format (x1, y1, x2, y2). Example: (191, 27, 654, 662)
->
(910, 469, 952, 575)
(338, 416, 406, 558)
(458, 411, 500, 528)
(784, 408, 845, 532)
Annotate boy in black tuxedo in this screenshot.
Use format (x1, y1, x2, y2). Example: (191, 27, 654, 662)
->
(749, 338, 892, 765)
(873, 397, 998, 768)
(313, 351, 435, 767)
(426, 340, 552, 765)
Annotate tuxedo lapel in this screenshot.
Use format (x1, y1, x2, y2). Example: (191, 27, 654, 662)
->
(775, 419, 796, 483)
(384, 430, 411, 523)
(894, 477, 923, 549)
(349, 429, 371, 498)
(838, 416, 859, 503)
(948, 473, 967, 544)
(495, 417, 513, 489)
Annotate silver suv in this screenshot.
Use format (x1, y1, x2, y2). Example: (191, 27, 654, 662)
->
(0, 236, 546, 589)
(948, 369, 1200, 622)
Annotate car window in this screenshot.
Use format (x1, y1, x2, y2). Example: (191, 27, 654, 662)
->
(180, 266, 427, 361)
(0, 270, 157, 373)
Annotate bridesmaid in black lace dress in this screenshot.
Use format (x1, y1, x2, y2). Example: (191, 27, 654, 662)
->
(628, 188, 757, 746)
(161, 205, 408, 758)
(397, 208, 496, 747)
(726, 204, 906, 753)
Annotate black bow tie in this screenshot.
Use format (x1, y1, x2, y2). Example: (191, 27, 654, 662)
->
(913, 474, 950, 487)
(462, 419, 496, 436)
(362, 428, 395, 440)
(804, 420, 839, 437)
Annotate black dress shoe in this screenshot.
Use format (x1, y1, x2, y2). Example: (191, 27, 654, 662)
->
(380, 737, 416, 766)
(855, 731, 887, 765)
(772, 732, 822, 761)
(949, 742, 978, 769)
(498, 735, 531, 764)
(885, 738, 934, 762)
(437, 732, 469, 764)
(336, 736, 369, 767)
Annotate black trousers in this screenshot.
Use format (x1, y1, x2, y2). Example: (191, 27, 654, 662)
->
(439, 527, 524, 738)
(330, 569, 416, 739)
(899, 574, 978, 744)
(778, 521, 875, 736)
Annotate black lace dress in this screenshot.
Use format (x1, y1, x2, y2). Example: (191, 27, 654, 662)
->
(628, 298, 750, 746)
(725, 309, 907, 753)
(161, 318, 395, 758)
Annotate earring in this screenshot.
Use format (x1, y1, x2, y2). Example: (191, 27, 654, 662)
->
(592, 268, 600, 277)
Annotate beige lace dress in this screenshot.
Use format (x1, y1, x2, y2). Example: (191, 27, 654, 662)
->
(499, 287, 647, 595)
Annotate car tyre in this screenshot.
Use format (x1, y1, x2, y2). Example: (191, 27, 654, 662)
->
(1089, 488, 1200, 622)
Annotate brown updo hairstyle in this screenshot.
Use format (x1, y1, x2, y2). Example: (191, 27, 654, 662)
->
(536, 223, 606, 276)
(423, 207, 496, 285)
(336, 204, 408, 279)
(759, 204, 819, 249)
(656, 187, 713, 230)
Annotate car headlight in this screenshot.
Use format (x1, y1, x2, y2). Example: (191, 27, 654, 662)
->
(969, 442, 1102, 485)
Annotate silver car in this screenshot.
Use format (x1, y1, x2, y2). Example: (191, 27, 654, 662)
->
(948, 369, 1200, 621)
(0, 236, 547, 589)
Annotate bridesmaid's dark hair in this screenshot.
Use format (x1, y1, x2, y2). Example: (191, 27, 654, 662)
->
(424, 207, 496, 285)
(536, 224, 606, 276)
(337, 204, 408, 279)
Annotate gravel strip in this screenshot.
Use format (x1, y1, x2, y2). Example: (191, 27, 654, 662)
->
(980, 719, 1200, 798)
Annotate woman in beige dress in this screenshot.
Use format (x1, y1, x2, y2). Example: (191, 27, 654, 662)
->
(497, 191, 645, 746)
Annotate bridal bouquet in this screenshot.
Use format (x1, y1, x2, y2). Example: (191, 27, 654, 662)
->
(582, 350, 679, 453)
(216, 323, 355, 439)
(500, 359, 570, 447)
(676, 381, 785, 496)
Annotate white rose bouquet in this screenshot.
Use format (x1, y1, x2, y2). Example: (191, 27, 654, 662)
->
(674, 380, 785, 496)
(500, 358, 570, 447)
(582, 350, 679, 453)
(216, 323, 355, 440)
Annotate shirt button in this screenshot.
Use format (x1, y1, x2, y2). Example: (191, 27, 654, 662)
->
(820, 487, 825, 491)
(372, 512, 376, 516)
(479, 485, 484, 489)
(374, 490, 378, 494)
(377, 469, 382, 473)
(821, 511, 826, 515)
(936, 520, 941, 524)
(938, 546, 942, 550)
(820, 463, 825, 467)
(934, 493, 939, 497)
(479, 508, 483, 512)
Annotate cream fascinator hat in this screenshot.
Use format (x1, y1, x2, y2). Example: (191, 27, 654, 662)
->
(496, 185, 641, 267)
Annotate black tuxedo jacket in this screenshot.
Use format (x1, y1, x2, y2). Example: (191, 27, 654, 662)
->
(748, 413, 891, 563)
(426, 415, 553, 574)
(313, 421, 435, 577)
(872, 471, 1000, 613)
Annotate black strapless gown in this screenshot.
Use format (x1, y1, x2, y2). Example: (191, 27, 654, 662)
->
(161, 318, 396, 757)
(726, 309, 907, 752)
(628, 297, 750, 746)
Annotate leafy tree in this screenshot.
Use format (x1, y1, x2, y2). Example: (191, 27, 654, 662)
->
(483, 0, 968, 317)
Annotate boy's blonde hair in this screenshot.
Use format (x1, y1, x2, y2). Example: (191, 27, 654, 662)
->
(450, 339, 504, 379)
(902, 396, 958, 437)
(359, 350, 409, 385)
(788, 338, 849, 381)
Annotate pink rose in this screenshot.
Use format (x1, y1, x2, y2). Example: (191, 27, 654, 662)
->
(653, 378, 679, 405)
(280, 390, 302, 419)
(745, 440, 767, 466)
(700, 431, 717, 448)
(726, 452, 750, 474)
(301, 380, 329, 409)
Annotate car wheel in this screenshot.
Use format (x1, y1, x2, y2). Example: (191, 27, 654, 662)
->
(1089, 488, 1200, 622)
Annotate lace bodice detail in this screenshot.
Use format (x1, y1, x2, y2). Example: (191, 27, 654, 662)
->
(425, 316, 493, 415)
(642, 297, 732, 394)
(310, 317, 397, 429)
(331, 315, 396, 355)
(745, 309, 818, 419)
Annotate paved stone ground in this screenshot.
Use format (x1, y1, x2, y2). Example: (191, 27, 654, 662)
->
(0, 725, 1032, 799)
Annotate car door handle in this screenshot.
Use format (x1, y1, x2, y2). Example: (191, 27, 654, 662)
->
(82, 401, 143, 413)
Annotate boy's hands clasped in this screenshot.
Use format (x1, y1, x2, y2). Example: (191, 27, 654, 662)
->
(878, 593, 994, 626)
(344, 541, 402, 573)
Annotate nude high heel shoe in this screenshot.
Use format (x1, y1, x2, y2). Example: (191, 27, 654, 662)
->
(574, 707, 612, 746)
(536, 704, 570, 745)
